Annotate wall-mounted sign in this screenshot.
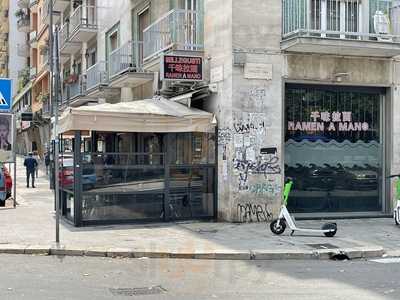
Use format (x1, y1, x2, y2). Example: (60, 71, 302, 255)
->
(0, 113, 13, 162)
(288, 111, 369, 132)
(210, 66, 224, 83)
(0, 79, 12, 112)
(161, 54, 203, 81)
(244, 63, 272, 80)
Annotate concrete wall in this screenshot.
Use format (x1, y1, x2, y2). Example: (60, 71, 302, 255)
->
(204, 0, 283, 222)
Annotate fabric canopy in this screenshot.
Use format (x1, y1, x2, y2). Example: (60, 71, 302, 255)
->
(58, 98, 216, 134)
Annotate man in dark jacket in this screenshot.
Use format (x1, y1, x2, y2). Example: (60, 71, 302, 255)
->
(24, 152, 38, 188)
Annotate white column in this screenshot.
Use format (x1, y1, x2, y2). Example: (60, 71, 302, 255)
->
(340, 0, 346, 38)
(358, 1, 362, 39)
(321, 0, 327, 37)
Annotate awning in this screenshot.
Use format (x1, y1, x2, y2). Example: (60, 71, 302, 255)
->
(58, 98, 216, 134)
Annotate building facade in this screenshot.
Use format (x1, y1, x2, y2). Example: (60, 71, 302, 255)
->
(12, 0, 400, 225)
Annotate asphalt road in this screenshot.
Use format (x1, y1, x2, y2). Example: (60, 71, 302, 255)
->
(0, 254, 399, 300)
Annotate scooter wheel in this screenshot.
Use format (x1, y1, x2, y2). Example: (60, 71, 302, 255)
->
(394, 211, 400, 225)
(322, 223, 337, 237)
(270, 219, 286, 235)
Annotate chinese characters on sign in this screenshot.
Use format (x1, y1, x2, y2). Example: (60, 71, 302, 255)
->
(288, 111, 369, 132)
(161, 55, 203, 81)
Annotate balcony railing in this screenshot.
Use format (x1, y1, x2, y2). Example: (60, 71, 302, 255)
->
(70, 5, 98, 34)
(282, 0, 400, 42)
(109, 41, 144, 79)
(86, 61, 108, 91)
(42, 97, 51, 115)
(59, 22, 69, 47)
(143, 9, 204, 60)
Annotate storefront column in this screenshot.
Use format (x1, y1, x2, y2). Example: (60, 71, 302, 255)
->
(163, 134, 171, 221)
(74, 130, 83, 226)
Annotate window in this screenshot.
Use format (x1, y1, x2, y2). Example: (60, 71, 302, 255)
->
(285, 85, 384, 213)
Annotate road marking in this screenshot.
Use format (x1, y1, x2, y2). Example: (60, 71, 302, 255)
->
(370, 257, 400, 264)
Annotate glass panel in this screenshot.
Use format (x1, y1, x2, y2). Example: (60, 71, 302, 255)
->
(285, 86, 383, 213)
(81, 152, 165, 222)
(169, 166, 215, 219)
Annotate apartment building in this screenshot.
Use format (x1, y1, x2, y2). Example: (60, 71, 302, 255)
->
(12, 0, 400, 225)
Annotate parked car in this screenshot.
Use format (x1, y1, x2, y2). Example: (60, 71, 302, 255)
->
(0, 164, 12, 206)
(59, 158, 96, 189)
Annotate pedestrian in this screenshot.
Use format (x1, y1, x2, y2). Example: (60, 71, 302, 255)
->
(33, 151, 40, 178)
(45, 151, 50, 175)
(24, 152, 37, 188)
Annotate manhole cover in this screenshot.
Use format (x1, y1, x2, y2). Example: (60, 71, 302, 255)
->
(110, 286, 167, 296)
(306, 243, 338, 250)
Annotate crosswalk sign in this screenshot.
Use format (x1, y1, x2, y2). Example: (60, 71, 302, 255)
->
(0, 79, 12, 111)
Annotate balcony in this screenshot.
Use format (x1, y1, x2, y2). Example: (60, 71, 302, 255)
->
(41, 96, 52, 118)
(68, 5, 98, 43)
(29, 0, 38, 12)
(30, 67, 37, 80)
(17, 16, 30, 33)
(86, 61, 108, 93)
(62, 75, 96, 107)
(17, 0, 30, 9)
(108, 41, 154, 88)
(59, 22, 81, 55)
(30, 31, 38, 48)
(17, 44, 30, 57)
(281, 0, 400, 58)
(143, 9, 204, 61)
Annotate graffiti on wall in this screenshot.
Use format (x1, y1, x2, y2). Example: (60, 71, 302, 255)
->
(237, 202, 273, 223)
(218, 127, 232, 145)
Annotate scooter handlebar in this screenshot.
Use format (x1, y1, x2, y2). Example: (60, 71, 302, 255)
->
(387, 174, 400, 179)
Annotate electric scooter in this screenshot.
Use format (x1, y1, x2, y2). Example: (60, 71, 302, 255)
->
(270, 177, 337, 237)
(388, 174, 400, 225)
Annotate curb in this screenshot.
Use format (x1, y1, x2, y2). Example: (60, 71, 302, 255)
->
(0, 244, 385, 261)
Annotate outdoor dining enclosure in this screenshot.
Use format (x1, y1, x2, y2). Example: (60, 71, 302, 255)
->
(56, 99, 216, 226)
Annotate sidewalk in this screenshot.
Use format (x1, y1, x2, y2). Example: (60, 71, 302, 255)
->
(0, 157, 397, 260)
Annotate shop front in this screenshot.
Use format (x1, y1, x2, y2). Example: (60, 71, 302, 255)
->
(285, 84, 386, 214)
(57, 99, 216, 226)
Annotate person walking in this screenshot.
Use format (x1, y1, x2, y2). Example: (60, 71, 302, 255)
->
(24, 152, 38, 188)
(33, 151, 40, 178)
(45, 152, 50, 175)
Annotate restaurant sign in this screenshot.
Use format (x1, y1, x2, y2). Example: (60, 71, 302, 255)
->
(161, 54, 203, 81)
(288, 111, 369, 132)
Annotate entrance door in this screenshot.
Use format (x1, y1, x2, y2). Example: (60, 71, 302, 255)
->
(285, 85, 384, 213)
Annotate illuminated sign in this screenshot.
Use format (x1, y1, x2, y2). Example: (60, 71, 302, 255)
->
(288, 111, 369, 132)
(161, 54, 203, 81)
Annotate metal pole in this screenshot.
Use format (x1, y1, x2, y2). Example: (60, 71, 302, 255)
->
(48, 0, 60, 244)
(54, 25, 61, 244)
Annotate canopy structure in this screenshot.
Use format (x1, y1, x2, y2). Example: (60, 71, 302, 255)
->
(58, 98, 216, 134)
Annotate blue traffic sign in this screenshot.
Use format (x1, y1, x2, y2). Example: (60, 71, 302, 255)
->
(0, 79, 12, 111)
